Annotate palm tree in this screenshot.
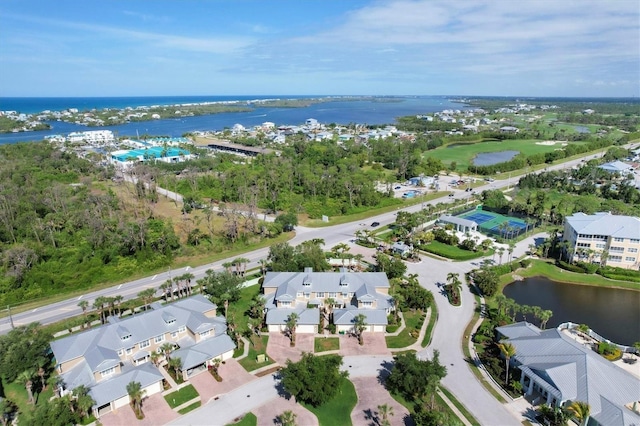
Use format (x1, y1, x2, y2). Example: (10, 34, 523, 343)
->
(78, 300, 89, 328)
(160, 342, 175, 362)
(567, 401, 590, 426)
(353, 313, 367, 345)
(138, 288, 156, 310)
(182, 272, 195, 296)
(222, 262, 233, 273)
(234, 257, 250, 278)
(277, 410, 297, 426)
(332, 243, 350, 267)
(498, 342, 517, 385)
(93, 296, 107, 324)
(286, 313, 299, 346)
(160, 281, 172, 301)
(17, 370, 35, 404)
(377, 403, 394, 426)
(498, 247, 505, 264)
(114, 295, 124, 317)
(168, 357, 182, 381)
(126, 380, 145, 418)
(507, 243, 515, 263)
(72, 385, 94, 418)
(539, 309, 553, 330)
(258, 259, 268, 278)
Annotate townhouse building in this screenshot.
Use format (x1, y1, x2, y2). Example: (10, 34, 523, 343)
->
(262, 267, 393, 334)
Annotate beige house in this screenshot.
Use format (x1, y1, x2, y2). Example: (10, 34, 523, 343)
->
(262, 267, 393, 334)
(563, 212, 640, 270)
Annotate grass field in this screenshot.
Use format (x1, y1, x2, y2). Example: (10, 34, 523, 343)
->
(426, 139, 585, 171)
(164, 384, 199, 408)
(422, 241, 491, 261)
(238, 335, 274, 372)
(386, 310, 425, 348)
(315, 337, 340, 352)
(226, 412, 257, 426)
(302, 378, 357, 426)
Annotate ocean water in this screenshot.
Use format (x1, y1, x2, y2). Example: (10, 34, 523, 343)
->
(0, 96, 466, 144)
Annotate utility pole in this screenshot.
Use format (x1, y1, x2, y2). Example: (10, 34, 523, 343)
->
(7, 305, 14, 330)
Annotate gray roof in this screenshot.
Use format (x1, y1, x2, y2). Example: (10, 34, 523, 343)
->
(333, 309, 388, 326)
(501, 322, 640, 424)
(89, 362, 163, 408)
(566, 212, 640, 240)
(51, 295, 222, 369)
(265, 307, 319, 325)
(438, 214, 478, 228)
(599, 161, 633, 173)
(172, 334, 235, 370)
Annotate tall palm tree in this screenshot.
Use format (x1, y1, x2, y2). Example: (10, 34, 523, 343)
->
(182, 272, 195, 296)
(78, 300, 89, 328)
(498, 247, 505, 264)
(286, 313, 299, 346)
(353, 313, 367, 345)
(168, 357, 182, 380)
(93, 296, 107, 324)
(160, 342, 175, 362)
(567, 401, 590, 426)
(498, 342, 517, 385)
(17, 370, 35, 404)
(114, 295, 124, 317)
(138, 288, 156, 311)
(539, 309, 553, 330)
(126, 381, 145, 417)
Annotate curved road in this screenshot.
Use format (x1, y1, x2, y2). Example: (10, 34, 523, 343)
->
(0, 150, 616, 424)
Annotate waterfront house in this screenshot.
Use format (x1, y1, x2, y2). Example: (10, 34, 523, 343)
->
(50, 295, 235, 418)
(262, 268, 393, 334)
(497, 322, 640, 426)
(563, 212, 640, 269)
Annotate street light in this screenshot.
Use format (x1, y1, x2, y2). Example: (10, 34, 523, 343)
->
(7, 305, 14, 330)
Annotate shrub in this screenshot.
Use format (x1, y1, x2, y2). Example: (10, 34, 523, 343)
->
(556, 260, 585, 273)
(519, 259, 531, 268)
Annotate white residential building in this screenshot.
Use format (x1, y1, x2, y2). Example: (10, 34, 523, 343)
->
(563, 212, 640, 269)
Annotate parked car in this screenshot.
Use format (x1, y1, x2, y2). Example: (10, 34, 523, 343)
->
(448, 193, 454, 197)
(394, 186, 401, 190)
(371, 221, 380, 227)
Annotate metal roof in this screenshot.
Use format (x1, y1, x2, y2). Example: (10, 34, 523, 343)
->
(566, 212, 640, 240)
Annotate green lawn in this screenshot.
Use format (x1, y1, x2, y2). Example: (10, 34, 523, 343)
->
(421, 304, 438, 348)
(315, 337, 340, 352)
(426, 139, 586, 170)
(302, 378, 357, 426)
(499, 260, 640, 290)
(439, 386, 481, 426)
(386, 310, 426, 348)
(238, 335, 274, 372)
(3, 378, 54, 423)
(227, 285, 261, 334)
(178, 401, 201, 415)
(226, 412, 257, 426)
(422, 241, 491, 261)
(164, 384, 199, 408)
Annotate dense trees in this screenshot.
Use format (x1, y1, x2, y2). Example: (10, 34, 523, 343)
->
(267, 241, 330, 272)
(279, 353, 348, 407)
(386, 351, 447, 406)
(199, 270, 244, 308)
(0, 324, 52, 383)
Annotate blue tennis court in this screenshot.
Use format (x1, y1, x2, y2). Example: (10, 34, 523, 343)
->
(490, 220, 527, 232)
(459, 212, 496, 224)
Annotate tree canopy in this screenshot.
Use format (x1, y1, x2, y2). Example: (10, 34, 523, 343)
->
(386, 351, 447, 401)
(279, 353, 348, 407)
(0, 324, 52, 382)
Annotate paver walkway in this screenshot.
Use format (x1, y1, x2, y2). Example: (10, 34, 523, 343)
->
(266, 332, 315, 364)
(101, 393, 178, 426)
(350, 376, 413, 426)
(189, 359, 256, 404)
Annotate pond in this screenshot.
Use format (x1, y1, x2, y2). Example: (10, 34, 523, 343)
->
(503, 276, 640, 346)
(574, 125, 590, 133)
(472, 150, 520, 166)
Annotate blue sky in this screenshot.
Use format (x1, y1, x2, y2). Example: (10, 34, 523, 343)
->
(1, 0, 638, 97)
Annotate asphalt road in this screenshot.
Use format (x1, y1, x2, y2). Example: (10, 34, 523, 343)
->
(0, 149, 610, 335)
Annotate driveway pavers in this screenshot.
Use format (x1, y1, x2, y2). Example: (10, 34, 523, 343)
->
(266, 332, 315, 364)
(253, 395, 319, 426)
(101, 393, 178, 426)
(339, 332, 390, 356)
(350, 376, 413, 426)
(189, 359, 256, 404)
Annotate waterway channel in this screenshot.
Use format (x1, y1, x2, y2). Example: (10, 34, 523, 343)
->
(503, 276, 640, 346)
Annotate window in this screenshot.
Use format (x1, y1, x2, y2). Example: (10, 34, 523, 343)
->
(610, 246, 624, 252)
(154, 334, 165, 344)
(595, 243, 606, 249)
(316, 292, 325, 298)
(139, 339, 150, 349)
(117, 349, 124, 356)
(170, 331, 178, 338)
(577, 242, 590, 248)
(280, 301, 291, 307)
(613, 237, 624, 242)
(329, 292, 337, 298)
(304, 292, 310, 299)
(361, 301, 373, 307)
(100, 366, 116, 378)
(631, 239, 640, 244)
(199, 330, 210, 338)
(126, 347, 134, 355)
(178, 326, 186, 333)
(121, 334, 131, 341)
(296, 292, 303, 298)
(625, 257, 636, 262)
(629, 248, 638, 253)
(609, 255, 622, 262)
(342, 292, 348, 298)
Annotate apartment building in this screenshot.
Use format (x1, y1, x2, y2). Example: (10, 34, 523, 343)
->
(50, 295, 234, 417)
(262, 267, 393, 334)
(563, 212, 640, 270)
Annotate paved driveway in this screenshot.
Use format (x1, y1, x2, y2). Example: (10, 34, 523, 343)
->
(339, 332, 390, 356)
(350, 377, 413, 426)
(267, 332, 315, 364)
(101, 393, 178, 426)
(190, 359, 257, 404)
(253, 395, 319, 426)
